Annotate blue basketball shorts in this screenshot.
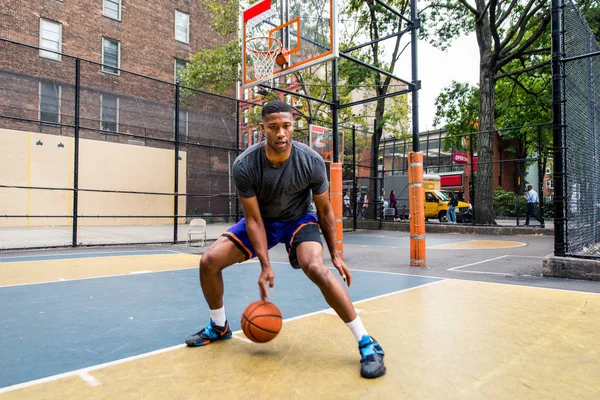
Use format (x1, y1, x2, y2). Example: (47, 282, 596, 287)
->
(222, 212, 322, 269)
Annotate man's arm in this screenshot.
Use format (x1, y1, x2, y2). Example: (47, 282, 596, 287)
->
(313, 191, 352, 287)
(239, 196, 274, 300)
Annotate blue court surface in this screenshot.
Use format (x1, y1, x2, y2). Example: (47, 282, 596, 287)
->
(0, 261, 438, 389)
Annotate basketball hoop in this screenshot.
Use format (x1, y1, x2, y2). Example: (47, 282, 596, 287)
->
(246, 36, 288, 86)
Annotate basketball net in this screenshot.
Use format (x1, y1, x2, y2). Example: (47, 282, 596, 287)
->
(246, 36, 282, 87)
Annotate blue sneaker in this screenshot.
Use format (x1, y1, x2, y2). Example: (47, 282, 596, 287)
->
(185, 319, 232, 347)
(358, 335, 386, 378)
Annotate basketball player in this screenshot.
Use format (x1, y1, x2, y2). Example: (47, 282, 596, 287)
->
(185, 100, 385, 379)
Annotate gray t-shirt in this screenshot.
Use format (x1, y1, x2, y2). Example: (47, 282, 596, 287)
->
(233, 141, 329, 221)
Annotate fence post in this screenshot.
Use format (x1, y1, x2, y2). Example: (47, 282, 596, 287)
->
(537, 125, 545, 226)
(551, 0, 566, 255)
(173, 80, 180, 244)
(72, 58, 80, 248)
(352, 125, 357, 231)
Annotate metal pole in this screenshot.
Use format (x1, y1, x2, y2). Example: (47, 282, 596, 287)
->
(537, 125, 545, 226)
(332, 59, 339, 163)
(551, 0, 566, 255)
(410, 0, 420, 152)
(174, 80, 180, 244)
(352, 125, 357, 230)
(72, 58, 80, 247)
(236, 103, 241, 222)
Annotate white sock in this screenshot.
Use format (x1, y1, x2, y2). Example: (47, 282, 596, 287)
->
(345, 316, 369, 342)
(209, 306, 226, 327)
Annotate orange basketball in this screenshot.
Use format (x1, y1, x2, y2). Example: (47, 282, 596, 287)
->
(241, 300, 282, 343)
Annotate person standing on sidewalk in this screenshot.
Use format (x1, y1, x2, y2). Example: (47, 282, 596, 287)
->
(524, 185, 544, 227)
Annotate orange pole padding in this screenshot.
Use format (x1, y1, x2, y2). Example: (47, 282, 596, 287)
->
(408, 152, 426, 267)
(330, 163, 344, 259)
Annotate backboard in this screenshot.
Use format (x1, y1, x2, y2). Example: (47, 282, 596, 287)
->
(242, 0, 338, 88)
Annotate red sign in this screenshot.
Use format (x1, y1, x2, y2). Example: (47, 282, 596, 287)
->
(452, 151, 469, 164)
(441, 174, 463, 188)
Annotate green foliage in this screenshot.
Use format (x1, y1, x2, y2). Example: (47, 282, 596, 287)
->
(578, 0, 600, 43)
(433, 81, 479, 151)
(493, 188, 525, 217)
(543, 199, 554, 218)
(180, 40, 241, 94)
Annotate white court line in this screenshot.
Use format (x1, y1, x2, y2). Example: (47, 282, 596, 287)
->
(77, 371, 101, 387)
(447, 255, 509, 271)
(0, 266, 198, 289)
(339, 263, 600, 297)
(0, 250, 182, 262)
(0, 278, 444, 395)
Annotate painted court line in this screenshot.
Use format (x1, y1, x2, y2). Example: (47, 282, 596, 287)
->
(77, 371, 101, 387)
(447, 255, 509, 271)
(0, 250, 182, 263)
(0, 266, 198, 289)
(348, 266, 600, 297)
(447, 254, 545, 277)
(0, 276, 443, 395)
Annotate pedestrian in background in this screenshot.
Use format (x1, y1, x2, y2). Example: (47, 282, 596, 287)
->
(446, 192, 458, 224)
(524, 184, 543, 227)
(389, 190, 397, 219)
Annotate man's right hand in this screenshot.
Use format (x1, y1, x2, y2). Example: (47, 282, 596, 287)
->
(258, 265, 275, 300)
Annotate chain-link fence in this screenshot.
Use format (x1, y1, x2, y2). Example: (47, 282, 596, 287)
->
(558, 0, 600, 258)
(554, 0, 600, 258)
(0, 39, 240, 249)
(342, 124, 550, 227)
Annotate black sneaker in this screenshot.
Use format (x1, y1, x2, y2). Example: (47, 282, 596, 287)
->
(358, 335, 386, 378)
(185, 319, 232, 347)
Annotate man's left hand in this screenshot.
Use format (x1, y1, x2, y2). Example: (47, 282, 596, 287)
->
(332, 256, 352, 287)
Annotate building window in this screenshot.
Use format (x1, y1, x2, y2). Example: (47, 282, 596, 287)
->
(242, 132, 248, 148)
(174, 59, 187, 82)
(243, 88, 249, 100)
(545, 167, 552, 174)
(103, 0, 121, 20)
(243, 109, 248, 124)
(175, 10, 189, 44)
(39, 19, 62, 61)
(252, 129, 258, 144)
(284, 94, 292, 104)
(102, 38, 120, 74)
(546, 179, 553, 189)
(101, 94, 119, 133)
(39, 82, 61, 123)
(176, 110, 188, 141)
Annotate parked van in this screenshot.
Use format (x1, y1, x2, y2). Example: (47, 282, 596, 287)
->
(383, 174, 472, 222)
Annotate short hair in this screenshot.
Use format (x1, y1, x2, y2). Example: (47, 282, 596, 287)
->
(262, 100, 293, 118)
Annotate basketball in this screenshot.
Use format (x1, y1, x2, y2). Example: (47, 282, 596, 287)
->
(241, 300, 282, 343)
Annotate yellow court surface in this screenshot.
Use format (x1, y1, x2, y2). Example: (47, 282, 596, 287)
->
(0, 254, 200, 287)
(1, 276, 598, 399)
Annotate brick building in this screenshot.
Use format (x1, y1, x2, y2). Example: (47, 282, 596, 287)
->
(0, 0, 238, 221)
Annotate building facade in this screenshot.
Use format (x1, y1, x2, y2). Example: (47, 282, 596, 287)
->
(0, 0, 238, 226)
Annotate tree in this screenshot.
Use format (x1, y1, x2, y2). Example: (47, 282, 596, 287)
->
(178, 0, 241, 94)
(577, 0, 600, 43)
(421, 0, 551, 224)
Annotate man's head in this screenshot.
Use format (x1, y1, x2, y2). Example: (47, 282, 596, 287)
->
(527, 185, 533, 191)
(261, 99, 293, 118)
(260, 100, 294, 157)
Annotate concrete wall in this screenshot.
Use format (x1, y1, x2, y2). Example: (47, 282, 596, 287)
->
(0, 128, 186, 227)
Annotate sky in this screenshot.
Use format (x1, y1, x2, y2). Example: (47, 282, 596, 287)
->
(394, 33, 481, 132)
